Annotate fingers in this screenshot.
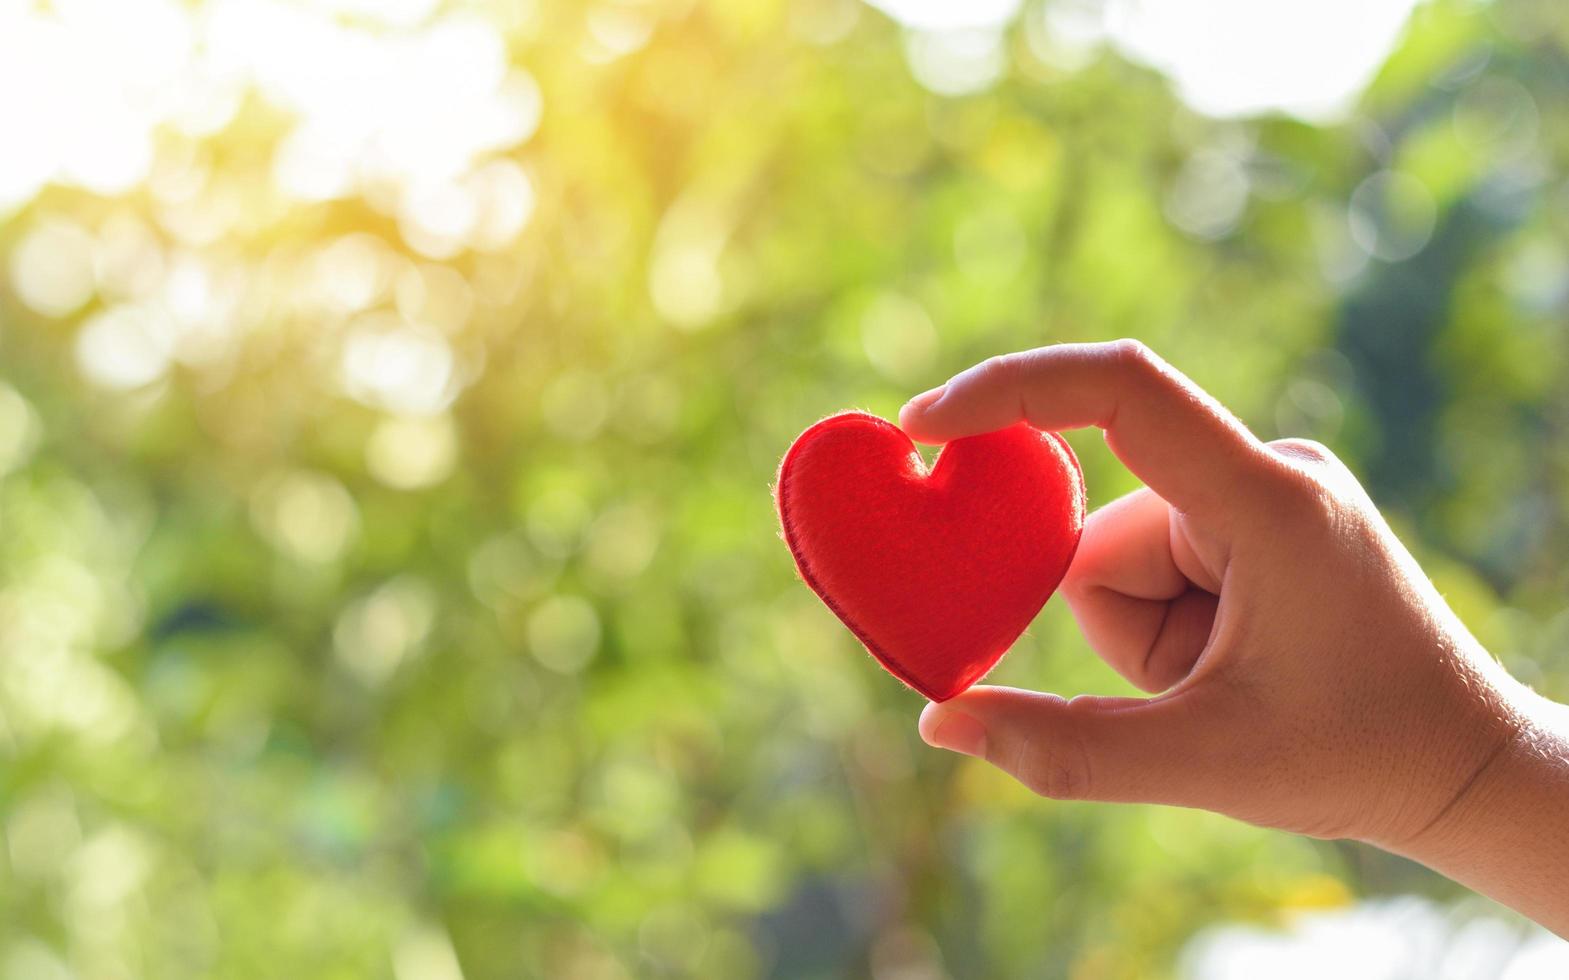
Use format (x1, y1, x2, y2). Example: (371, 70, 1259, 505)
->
(1062, 489, 1217, 691)
(1069, 585, 1217, 694)
(1068, 489, 1191, 600)
(898, 341, 1267, 518)
(918, 685, 1226, 806)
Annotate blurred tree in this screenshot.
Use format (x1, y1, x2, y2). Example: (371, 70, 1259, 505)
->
(0, 0, 1566, 977)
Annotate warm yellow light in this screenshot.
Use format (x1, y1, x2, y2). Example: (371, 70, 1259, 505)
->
(0, 0, 541, 260)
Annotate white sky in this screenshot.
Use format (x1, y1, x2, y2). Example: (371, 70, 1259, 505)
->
(867, 0, 1425, 119)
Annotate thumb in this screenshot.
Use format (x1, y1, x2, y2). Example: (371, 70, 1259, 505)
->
(918, 685, 1222, 806)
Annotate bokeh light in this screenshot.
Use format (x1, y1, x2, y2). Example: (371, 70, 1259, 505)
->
(2, 0, 1568, 976)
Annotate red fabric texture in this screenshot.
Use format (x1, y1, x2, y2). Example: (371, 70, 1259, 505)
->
(775, 412, 1086, 702)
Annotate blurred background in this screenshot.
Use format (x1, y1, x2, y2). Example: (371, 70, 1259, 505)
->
(1, 0, 1568, 976)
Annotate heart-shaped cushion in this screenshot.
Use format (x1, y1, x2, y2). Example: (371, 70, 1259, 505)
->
(775, 412, 1086, 701)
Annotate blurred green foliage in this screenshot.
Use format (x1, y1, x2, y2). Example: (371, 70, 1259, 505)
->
(1, 0, 1568, 977)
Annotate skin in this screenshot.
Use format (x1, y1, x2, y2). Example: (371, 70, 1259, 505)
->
(899, 340, 1569, 937)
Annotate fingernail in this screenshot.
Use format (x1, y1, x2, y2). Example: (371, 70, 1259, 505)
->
(923, 709, 987, 759)
(903, 385, 946, 414)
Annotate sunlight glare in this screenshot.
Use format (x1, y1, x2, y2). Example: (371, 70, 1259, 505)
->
(1105, 0, 1421, 120)
(365, 415, 459, 490)
(1, 0, 542, 267)
(10, 220, 98, 319)
(340, 316, 458, 416)
(0, 0, 188, 206)
(870, 0, 1421, 120)
(75, 306, 172, 390)
(864, 0, 1022, 31)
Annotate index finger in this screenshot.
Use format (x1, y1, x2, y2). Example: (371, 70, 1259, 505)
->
(898, 340, 1268, 517)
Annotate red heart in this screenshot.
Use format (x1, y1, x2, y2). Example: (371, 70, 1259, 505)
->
(775, 412, 1086, 702)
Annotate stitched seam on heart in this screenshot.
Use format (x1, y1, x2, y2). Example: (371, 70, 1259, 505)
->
(774, 412, 953, 702)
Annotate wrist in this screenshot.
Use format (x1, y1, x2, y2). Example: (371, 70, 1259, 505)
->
(1383, 681, 1569, 937)
(1351, 644, 1527, 851)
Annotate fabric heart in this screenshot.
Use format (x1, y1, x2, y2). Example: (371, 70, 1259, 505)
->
(775, 412, 1086, 702)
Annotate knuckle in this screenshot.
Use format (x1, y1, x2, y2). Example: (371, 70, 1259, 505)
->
(1270, 437, 1337, 467)
(1108, 338, 1159, 373)
(1258, 438, 1359, 524)
(1262, 456, 1341, 523)
(1106, 338, 1176, 396)
(977, 353, 1018, 386)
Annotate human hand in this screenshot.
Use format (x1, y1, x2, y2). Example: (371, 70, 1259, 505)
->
(900, 341, 1569, 935)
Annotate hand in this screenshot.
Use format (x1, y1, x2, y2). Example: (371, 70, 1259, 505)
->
(900, 340, 1569, 936)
